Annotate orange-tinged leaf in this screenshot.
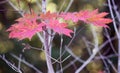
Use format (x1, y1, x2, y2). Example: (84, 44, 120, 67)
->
(60, 9, 112, 27)
(85, 9, 112, 27)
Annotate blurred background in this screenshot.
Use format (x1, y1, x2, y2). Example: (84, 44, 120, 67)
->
(0, 0, 118, 73)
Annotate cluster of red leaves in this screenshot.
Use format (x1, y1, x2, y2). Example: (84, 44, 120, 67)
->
(7, 12, 44, 40)
(60, 9, 112, 27)
(7, 9, 112, 40)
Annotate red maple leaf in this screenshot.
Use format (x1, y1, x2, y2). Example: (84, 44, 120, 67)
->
(45, 19, 73, 37)
(7, 12, 44, 40)
(7, 22, 44, 40)
(84, 9, 112, 27)
(60, 9, 112, 27)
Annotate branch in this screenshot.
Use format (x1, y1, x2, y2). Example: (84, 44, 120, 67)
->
(65, 0, 73, 12)
(0, 54, 22, 73)
(10, 53, 42, 73)
(108, 0, 120, 72)
(75, 25, 116, 73)
(65, 46, 85, 63)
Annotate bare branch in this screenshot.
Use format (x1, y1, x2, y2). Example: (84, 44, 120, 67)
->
(65, 0, 73, 12)
(10, 53, 42, 73)
(0, 54, 22, 73)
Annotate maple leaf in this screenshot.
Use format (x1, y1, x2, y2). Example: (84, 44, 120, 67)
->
(60, 9, 112, 27)
(84, 9, 112, 27)
(46, 19, 73, 37)
(7, 13, 44, 40)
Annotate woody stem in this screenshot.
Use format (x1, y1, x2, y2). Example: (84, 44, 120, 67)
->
(42, 0, 54, 73)
(43, 31, 54, 73)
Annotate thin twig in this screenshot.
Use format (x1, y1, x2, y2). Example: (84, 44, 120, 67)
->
(0, 55, 22, 73)
(104, 28, 117, 54)
(58, 0, 66, 12)
(98, 52, 110, 73)
(65, 0, 73, 12)
(82, 37, 92, 55)
(37, 32, 44, 43)
(56, 59, 77, 73)
(65, 46, 85, 63)
(95, 54, 118, 60)
(107, 59, 117, 73)
(7, 0, 24, 16)
(36, 0, 42, 10)
(10, 53, 42, 73)
(18, 54, 22, 71)
(59, 35, 63, 73)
